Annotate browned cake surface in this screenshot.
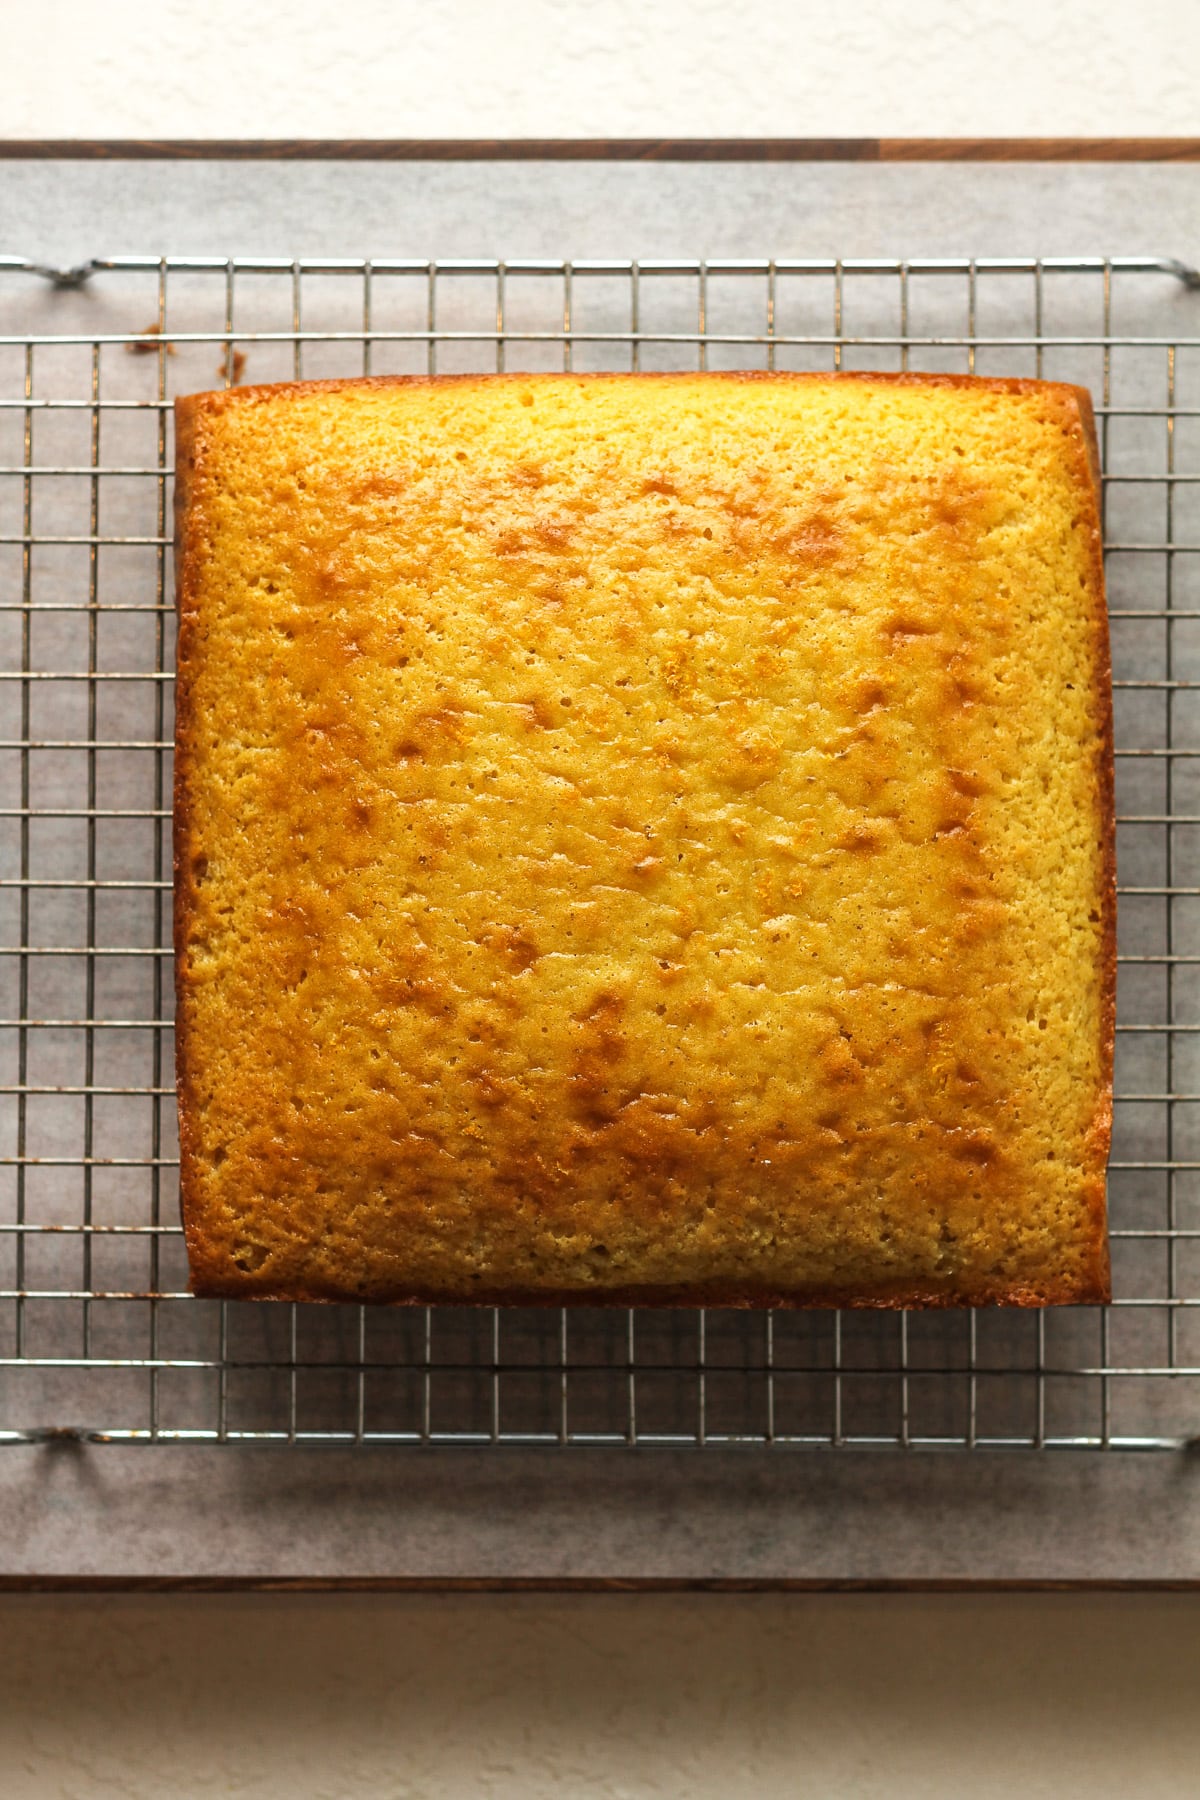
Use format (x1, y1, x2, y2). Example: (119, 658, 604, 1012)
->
(174, 371, 1113, 1307)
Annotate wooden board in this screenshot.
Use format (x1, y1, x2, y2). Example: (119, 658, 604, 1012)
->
(1, 137, 1199, 161)
(1, 151, 1198, 1587)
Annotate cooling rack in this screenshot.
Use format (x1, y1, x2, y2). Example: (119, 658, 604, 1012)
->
(0, 251, 1198, 1450)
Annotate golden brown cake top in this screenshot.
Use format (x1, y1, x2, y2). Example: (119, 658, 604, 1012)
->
(175, 371, 1112, 1306)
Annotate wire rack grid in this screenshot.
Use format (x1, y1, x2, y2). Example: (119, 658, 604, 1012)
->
(0, 250, 1199, 1450)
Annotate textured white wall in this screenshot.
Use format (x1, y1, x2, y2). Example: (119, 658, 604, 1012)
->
(4, 1593, 1200, 1799)
(3, 0, 1199, 139)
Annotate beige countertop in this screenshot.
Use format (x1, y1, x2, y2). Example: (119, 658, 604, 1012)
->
(4, 1591, 1199, 1798)
(4, 0, 1198, 139)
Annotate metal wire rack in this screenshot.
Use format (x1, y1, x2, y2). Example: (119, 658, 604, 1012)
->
(0, 250, 1198, 1449)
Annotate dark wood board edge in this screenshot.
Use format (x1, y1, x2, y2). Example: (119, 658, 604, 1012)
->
(878, 137, 1200, 163)
(1, 138, 1200, 162)
(1, 1577, 1199, 1594)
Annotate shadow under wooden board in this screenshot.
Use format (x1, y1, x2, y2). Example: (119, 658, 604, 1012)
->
(1, 138, 1200, 160)
(6, 1578, 1200, 1593)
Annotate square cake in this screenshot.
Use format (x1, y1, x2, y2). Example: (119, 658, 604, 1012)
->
(174, 372, 1113, 1306)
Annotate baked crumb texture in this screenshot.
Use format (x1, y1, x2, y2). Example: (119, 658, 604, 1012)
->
(174, 372, 1114, 1307)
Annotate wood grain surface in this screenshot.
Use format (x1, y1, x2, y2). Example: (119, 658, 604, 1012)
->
(1, 138, 1199, 160)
